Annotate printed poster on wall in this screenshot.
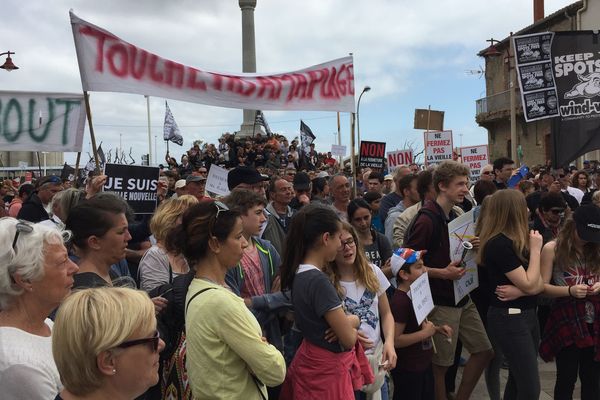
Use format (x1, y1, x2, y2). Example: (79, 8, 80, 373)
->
(103, 164, 160, 214)
(424, 130, 453, 166)
(460, 145, 489, 184)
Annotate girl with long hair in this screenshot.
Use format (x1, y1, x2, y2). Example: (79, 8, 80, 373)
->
(477, 189, 544, 399)
(538, 205, 600, 400)
(279, 204, 373, 399)
(326, 222, 397, 399)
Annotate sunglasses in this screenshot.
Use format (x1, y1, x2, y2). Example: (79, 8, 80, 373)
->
(549, 208, 565, 215)
(12, 221, 34, 254)
(116, 330, 160, 353)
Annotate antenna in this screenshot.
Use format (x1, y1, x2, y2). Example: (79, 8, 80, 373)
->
(465, 65, 485, 79)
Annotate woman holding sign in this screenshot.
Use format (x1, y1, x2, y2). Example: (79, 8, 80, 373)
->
(477, 190, 544, 400)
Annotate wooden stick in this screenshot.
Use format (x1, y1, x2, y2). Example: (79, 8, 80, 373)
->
(83, 91, 100, 172)
(425, 318, 438, 354)
(74, 152, 81, 188)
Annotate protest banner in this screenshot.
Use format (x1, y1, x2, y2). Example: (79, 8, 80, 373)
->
(387, 149, 413, 172)
(448, 209, 479, 304)
(330, 144, 347, 157)
(0, 91, 86, 152)
(409, 272, 435, 325)
(359, 141, 386, 169)
(205, 164, 230, 196)
(460, 145, 489, 183)
(70, 12, 355, 112)
(424, 130, 453, 166)
(103, 163, 160, 214)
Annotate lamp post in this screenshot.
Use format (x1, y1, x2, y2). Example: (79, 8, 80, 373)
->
(0, 51, 18, 71)
(356, 86, 371, 147)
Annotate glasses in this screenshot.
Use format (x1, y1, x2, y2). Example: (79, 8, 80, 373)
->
(481, 171, 492, 175)
(549, 208, 565, 215)
(341, 238, 356, 249)
(116, 330, 160, 353)
(12, 221, 34, 253)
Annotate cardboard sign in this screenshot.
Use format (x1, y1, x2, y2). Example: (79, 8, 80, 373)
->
(331, 144, 347, 157)
(448, 210, 479, 304)
(205, 164, 230, 197)
(424, 130, 453, 166)
(359, 141, 386, 169)
(387, 149, 414, 171)
(460, 145, 489, 183)
(103, 164, 160, 214)
(409, 272, 435, 325)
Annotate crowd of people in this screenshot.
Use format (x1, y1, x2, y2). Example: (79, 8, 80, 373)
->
(1, 134, 600, 400)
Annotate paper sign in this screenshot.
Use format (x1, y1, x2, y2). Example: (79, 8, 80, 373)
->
(409, 272, 435, 325)
(387, 149, 414, 171)
(205, 164, 230, 196)
(103, 163, 160, 214)
(359, 141, 386, 169)
(448, 209, 479, 304)
(424, 130, 453, 166)
(331, 144, 347, 157)
(460, 145, 489, 184)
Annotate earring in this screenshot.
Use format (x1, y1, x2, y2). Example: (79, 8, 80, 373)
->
(112, 369, 117, 375)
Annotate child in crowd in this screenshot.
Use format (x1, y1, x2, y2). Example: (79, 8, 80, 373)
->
(390, 248, 452, 400)
(364, 191, 384, 234)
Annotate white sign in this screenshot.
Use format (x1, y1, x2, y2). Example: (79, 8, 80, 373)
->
(18, 161, 28, 169)
(387, 149, 414, 171)
(448, 210, 479, 304)
(205, 164, 230, 197)
(409, 272, 435, 325)
(0, 91, 86, 152)
(331, 144, 347, 157)
(424, 130, 453, 166)
(70, 12, 355, 112)
(460, 145, 489, 184)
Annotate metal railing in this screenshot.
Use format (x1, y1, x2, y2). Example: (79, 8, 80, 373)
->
(476, 89, 521, 117)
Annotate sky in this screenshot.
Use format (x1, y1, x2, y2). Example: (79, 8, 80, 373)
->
(1, 0, 575, 166)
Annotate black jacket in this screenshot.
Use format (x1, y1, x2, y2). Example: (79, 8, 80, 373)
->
(16, 193, 49, 223)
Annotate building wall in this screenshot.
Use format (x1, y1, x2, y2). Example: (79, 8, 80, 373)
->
(0, 151, 64, 168)
(581, 0, 600, 29)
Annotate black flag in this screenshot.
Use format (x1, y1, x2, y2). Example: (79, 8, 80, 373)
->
(255, 110, 273, 137)
(300, 120, 316, 155)
(163, 101, 184, 146)
(60, 163, 75, 181)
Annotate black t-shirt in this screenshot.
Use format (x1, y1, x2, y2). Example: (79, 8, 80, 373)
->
(292, 266, 345, 353)
(390, 289, 433, 372)
(483, 234, 537, 309)
(363, 230, 392, 269)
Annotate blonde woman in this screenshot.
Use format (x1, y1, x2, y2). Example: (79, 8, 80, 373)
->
(478, 190, 544, 399)
(138, 195, 198, 292)
(52, 287, 164, 400)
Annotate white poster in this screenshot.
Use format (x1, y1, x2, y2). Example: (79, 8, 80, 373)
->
(460, 145, 489, 184)
(70, 12, 355, 112)
(448, 209, 479, 304)
(205, 164, 230, 196)
(409, 272, 435, 325)
(387, 149, 414, 171)
(331, 144, 347, 157)
(424, 130, 453, 166)
(0, 91, 86, 152)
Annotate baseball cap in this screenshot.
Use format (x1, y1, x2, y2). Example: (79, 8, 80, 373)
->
(186, 175, 206, 184)
(384, 174, 393, 181)
(174, 179, 187, 190)
(391, 248, 425, 277)
(317, 171, 329, 178)
(227, 166, 268, 190)
(293, 172, 311, 191)
(573, 204, 600, 243)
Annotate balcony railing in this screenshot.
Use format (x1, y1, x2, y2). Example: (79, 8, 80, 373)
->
(476, 89, 522, 118)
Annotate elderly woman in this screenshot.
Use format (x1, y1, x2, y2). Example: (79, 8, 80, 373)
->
(138, 195, 198, 292)
(39, 188, 85, 230)
(0, 217, 78, 399)
(52, 287, 165, 400)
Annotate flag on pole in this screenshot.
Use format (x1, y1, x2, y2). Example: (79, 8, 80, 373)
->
(163, 101, 184, 146)
(255, 110, 273, 137)
(60, 163, 75, 181)
(300, 120, 316, 155)
(85, 143, 106, 172)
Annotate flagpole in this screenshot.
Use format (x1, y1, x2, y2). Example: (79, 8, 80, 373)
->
(146, 95, 152, 165)
(74, 152, 81, 187)
(337, 112, 342, 165)
(350, 112, 357, 198)
(83, 91, 101, 171)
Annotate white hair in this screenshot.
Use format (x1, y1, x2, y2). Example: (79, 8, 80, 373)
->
(0, 217, 71, 309)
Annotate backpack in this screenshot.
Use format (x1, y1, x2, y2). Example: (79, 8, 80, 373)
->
(402, 206, 445, 267)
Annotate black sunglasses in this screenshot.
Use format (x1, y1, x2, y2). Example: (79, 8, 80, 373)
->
(12, 221, 34, 253)
(116, 330, 160, 352)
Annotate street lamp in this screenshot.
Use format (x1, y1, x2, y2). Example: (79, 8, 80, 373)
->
(0, 51, 19, 71)
(356, 86, 371, 146)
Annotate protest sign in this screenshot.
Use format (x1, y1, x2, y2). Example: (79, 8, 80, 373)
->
(359, 141, 386, 169)
(0, 91, 86, 152)
(70, 12, 355, 112)
(460, 145, 489, 184)
(205, 164, 230, 196)
(448, 209, 479, 304)
(331, 144, 347, 157)
(409, 272, 435, 325)
(424, 130, 453, 166)
(387, 149, 413, 172)
(103, 164, 160, 214)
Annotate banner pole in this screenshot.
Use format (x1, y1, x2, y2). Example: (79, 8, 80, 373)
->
(83, 91, 101, 171)
(36, 152, 42, 176)
(337, 112, 342, 166)
(509, 33, 517, 162)
(350, 112, 357, 198)
(146, 95, 152, 165)
(74, 152, 81, 187)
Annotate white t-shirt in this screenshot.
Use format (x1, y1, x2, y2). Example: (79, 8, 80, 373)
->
(0, 319, 62, 400)
(339, 264, 390, 354)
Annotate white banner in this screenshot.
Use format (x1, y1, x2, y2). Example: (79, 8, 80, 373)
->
(387, 149, 414, 171)
(330, 144, 347, 157)
(460, 145, 489, 184)
(424, 130, 453, 166)
(70, 12, 355, 112)
(409, 272, 435, 325)
(448, 209, 479, 304)
(0, 91, 86, 152)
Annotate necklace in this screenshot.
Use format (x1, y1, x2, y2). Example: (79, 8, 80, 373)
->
(198, 276, 229, 289)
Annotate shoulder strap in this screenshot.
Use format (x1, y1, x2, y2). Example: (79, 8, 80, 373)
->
(185, 287, 216, 315)
(403, 206, 440, 248)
